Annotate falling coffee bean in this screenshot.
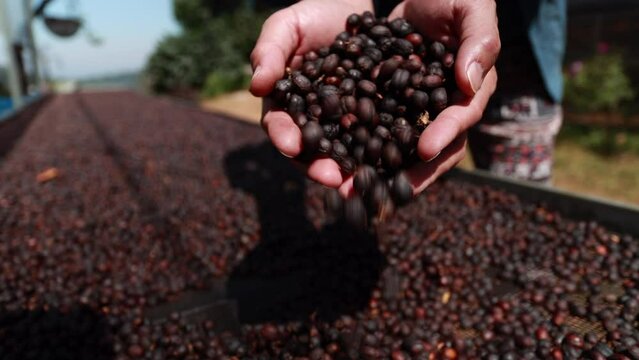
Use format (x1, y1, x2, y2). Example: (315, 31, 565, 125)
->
(344, 195, 367, 230)
(382, 142, 403, 171)
(390, 172, 412, 206)
(354, 165, 377, 196)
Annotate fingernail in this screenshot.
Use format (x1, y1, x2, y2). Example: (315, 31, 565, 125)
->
(466, 61, 484, 94)
(278, 149, 294, 159)
(426, 151, 441, 162)
(252, 66, 262, 81)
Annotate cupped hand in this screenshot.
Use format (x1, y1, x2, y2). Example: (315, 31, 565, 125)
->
(369, 0, 501, 195)
(250, 0, 374, 189)
(251, 0, 500, 197)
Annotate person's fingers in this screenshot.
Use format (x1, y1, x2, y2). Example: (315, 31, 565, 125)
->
(261, 109, 302, 158)
(338, 176, 355, 198)
(454, 0, 500, 96)
(417, 67, 496, 161)
(406, 133, 467, 194)
(249, 10, 300, 97)
(307, 158, 344, 188)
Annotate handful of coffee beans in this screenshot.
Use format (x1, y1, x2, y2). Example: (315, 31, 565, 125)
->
(270, 12, 457, 228)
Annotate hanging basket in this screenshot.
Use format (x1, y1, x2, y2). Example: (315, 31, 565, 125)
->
(43, 16, 82, 38)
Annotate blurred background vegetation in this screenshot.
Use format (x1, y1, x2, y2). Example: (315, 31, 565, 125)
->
(145, 0, 291, 98)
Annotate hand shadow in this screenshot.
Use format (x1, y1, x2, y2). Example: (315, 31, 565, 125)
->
(224, 141, 384, 324)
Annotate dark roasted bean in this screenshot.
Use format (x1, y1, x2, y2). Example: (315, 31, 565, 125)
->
(394, 125, 417, 150)
(273, 79, 293, 105)
(374, 126, 392, 141)
(430, 41, 446, 59)
(340, 78, 356, 95)
(292, 73, 313, 93)
(379, 112, 394, 127)
(338, 156, 357, 174)
(422, 74, 443, 88)
(320, 93, 343, 120)
(382, 142, 403, 171)
(344, 195, 367, 229)
(346, 13, 361, 31)
(307, 104, 322, 121)
(380, 97, 398, 114)
(341, 95, 358, 114)
(301, 121, 323, 153)
(389, 18, 414, 37)
(391, 69, 411, 91)
(357, 80, 377, 98)
(345, 42, 362, 57)
(288, 94, 306, 117)
(323, 123, 340, 140)
(354, 165, 377, 196)
(412, 90, 429, 112)
(321, 54, 340, 74)
(370, 25, 392, 38)
(357, 97, 376, 124)
(364, 47, 383, 63)
(348, 68, 363, 80)
(430, 87, 448, 112)
(303, 61, 321, 79)
(331, 141, 349, 161)
(391, 38, 414, 57)
(356, 56, 375, 73)
(365, 136, 383, 164)
(318, 137, 332, 155)
(353, 126, 370, 145)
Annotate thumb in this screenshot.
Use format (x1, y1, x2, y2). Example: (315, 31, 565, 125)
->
(249, 10, 299, 97)
(454, 0, 500, 96)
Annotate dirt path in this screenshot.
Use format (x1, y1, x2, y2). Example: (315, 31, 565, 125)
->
(200, 90, 262, 124)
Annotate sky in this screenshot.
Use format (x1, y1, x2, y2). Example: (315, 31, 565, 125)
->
(0, 0, 180, 79)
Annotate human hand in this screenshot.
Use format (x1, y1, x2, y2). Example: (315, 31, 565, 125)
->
(251, 0, 500, 198)
(250, 0, 374, 189)
(349, 0, 498, 195)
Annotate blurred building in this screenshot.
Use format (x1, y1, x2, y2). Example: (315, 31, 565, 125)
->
(0, 0, 42, 116)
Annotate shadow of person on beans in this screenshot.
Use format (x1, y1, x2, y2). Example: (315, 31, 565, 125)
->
(224, 141, 384, 324)
(0, 305, 114, 360)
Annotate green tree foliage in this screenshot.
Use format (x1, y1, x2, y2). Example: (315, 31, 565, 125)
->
(173, 0, 213, 30)
(145, 6, 267, 95)
(564, 53, 636, 154)
(565, 53, 635, 113)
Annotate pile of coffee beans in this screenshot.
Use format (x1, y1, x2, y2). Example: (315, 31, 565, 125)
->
(1, 92, 639, 359)
(271, 12, 457, 227)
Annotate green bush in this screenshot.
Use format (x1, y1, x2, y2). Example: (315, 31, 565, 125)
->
(564, 53, 635, 113)
(200, 69, 251, 98)
(564, 53, 636, 155)
(145, 8, 268, 95)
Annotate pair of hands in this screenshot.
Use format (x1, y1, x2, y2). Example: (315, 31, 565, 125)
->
(250, 0, 500, 197)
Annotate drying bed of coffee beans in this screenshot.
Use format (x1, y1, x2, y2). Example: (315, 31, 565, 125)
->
(273, 12, 457, 227)
(1, 92, 638, 359)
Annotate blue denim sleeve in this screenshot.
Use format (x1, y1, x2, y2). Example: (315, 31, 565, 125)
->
(519, 0, 567, 103)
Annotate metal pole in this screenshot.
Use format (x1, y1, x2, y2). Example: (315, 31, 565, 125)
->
(23, 0, 41, 90)
(0, 0, 24, 108)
